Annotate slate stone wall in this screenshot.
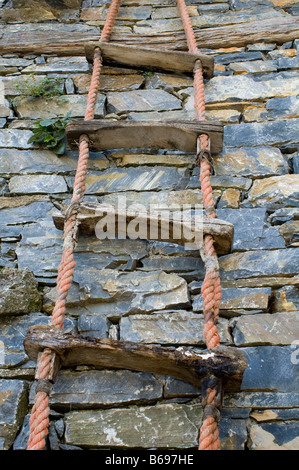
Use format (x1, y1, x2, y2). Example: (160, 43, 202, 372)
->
(0, 0, 299, 450)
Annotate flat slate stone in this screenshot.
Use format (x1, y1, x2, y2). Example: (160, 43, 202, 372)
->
(249, 422, 299, 450)
(44, 269, 190, 319)
(233, 312, 299, 346)
(1, 148, 107, 176)
(29, 370, 163, 409)
(224, 118, 299, 149)
(277, 56, 299, 70)
(0, 268, 41, 316)
(193, 287, 271, 315)
(16, 94, 106, 119)
(119, 311, 231, 345)
(219, 419, 247, 450)
(0, 98, 12, 118)
(229, 59, 278, 74)
(246, 175, 299, 208)
(100, 5, 151, 20)
(107, 89, 182, 114)
(250, 408, 299, 422)
(15, 212, 64, 279)
(0, 0, 81, 22)
(0, 177, 9, 196)
(0, 57, 33, 68)
(188, 174, 251, 191)
(220, 248, 299, 280)
(205, 71, 299, 104)
(241, 346, 299, 393)
(213, 146, 289, 178)
(0, 129, 34, 149)
(0, 149, 77, 176)
(0, 379, 28, 450)
(133, 8, 287, 34)
(140, 255, 205, 275)
(65, 403, 202, 449)
(12, 414, 30, 451)
(0, 199, 53, 239)
(266, 95, 299, 119)
(9, 175, 68, 194)
(214, 51, 263, 64)
(0, 242, 16, 269)
(73, 73, 144, 93)
(22, 56, 90, 74)
(84, 167, 189, 194)
(77, 314, 109, 339)
(217, 208, 285, 250)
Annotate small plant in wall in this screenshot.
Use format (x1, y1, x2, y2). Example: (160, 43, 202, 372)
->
(28, 112, 72, 156)
(14, 73, 66, 104)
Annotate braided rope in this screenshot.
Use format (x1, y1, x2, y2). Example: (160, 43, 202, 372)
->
(27, 349, 53, 450)
(27, 0, 122, 450)
(176, 0, 222, 451)
(27, 0, 222, 451)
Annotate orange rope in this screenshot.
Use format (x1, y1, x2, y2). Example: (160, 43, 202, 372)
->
(176, 0, 222, 451)
(27, 0, 122, 450)
(28, 0, 222, 451)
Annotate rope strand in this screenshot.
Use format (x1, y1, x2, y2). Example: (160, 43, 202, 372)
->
(27, 0, 122, 450)
(176, 0, 222, 451)
(28, 0, 223, 451)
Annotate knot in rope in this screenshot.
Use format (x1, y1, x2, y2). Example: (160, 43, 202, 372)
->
(195, 148, 214, 173)
(27, 0, 122, 451)
(63, 201, 81, 222)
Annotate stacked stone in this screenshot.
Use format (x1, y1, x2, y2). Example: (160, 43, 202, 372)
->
(0, 0, 299, 451)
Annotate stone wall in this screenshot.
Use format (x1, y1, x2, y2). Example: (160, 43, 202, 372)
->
(0, 0, 299, 451)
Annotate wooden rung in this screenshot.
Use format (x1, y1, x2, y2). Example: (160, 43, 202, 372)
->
(24, 325, 248, 392)
(52, 202, 234, 255)
(66, 120, 224, 154)
(85, 42, 214, 78)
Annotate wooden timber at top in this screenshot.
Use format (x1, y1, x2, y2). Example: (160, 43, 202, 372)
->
(24, 325, 248, 392)
(66, 120, 224, 154)
(0, 17, 298, 56)
(52, 201, 234, 255)
(85, 42, 214, 78)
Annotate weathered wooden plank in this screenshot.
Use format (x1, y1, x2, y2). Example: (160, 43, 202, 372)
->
(66, 120, 224, 154)
(24, 325, 248, 392)
(0, 17, 298, 56)
(52, 201, 234, 255)
(85, 42, 214, 78)
(115, 17, 299, 51)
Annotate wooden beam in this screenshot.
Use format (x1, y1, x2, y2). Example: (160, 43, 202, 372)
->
(66, 120, 224, 154)
(0, 17, 298, 56)
(115, 16, 299, 51)
(52, 201, 234, 255)
(85, 42, 214, 78)
(24, 325, 248, 392)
